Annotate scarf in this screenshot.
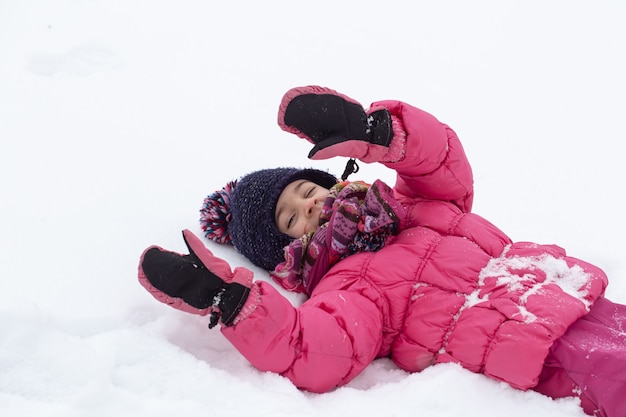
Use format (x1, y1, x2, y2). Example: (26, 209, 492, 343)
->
(270, 179, 406, 295)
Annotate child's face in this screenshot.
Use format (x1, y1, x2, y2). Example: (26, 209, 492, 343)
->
(275, 179, 330, 238)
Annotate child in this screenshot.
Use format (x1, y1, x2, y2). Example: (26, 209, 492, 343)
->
(138, 86, 625, 417)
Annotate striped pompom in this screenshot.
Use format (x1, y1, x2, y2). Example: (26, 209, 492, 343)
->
(199, 180, 237, 244)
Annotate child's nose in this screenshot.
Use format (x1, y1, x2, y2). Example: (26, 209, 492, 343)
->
(304, 198, 316, 217)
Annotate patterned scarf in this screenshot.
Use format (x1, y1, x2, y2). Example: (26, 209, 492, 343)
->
(270, 179, 406, 295)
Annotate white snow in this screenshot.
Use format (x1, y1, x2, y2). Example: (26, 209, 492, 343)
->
(478, 247, 597, 322)
(1, 1, 625, 416)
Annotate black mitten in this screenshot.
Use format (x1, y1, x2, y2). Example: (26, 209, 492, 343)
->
(139, 230, 252, 328)
(278, 85, 393, 162)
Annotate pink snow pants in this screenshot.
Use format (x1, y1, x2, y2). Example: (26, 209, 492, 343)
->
(533, 297, 626, 417)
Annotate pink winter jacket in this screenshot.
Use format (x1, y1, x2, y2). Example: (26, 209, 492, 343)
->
(222, 100, 608, 393)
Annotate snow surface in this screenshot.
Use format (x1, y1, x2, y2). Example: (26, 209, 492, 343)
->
(1, 1, 625, 416)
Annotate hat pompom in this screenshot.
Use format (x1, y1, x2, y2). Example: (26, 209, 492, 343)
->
(200, 180, 237, 244)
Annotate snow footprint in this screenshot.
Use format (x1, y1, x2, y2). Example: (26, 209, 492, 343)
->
(26, 42, 119, 77)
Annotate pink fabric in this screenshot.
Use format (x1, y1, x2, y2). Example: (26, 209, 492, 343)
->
(535, 297, 626, 417)
(308, 139, 389, 163)
(221, 100, 608, 397)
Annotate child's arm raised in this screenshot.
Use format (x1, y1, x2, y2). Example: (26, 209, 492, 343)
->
(374, 99, 474, 212)
(278, 86, 474, 212)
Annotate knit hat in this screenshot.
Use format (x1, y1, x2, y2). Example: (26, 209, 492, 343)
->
(200, 168, 338, 270)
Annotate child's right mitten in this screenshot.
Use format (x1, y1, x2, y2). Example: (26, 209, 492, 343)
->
(278, 85, 393, 162)
(138, 229, 252, 328)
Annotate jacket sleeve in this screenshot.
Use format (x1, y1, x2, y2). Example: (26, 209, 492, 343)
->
(221, 281, 384, 393)
(372, 100, 475, 212)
